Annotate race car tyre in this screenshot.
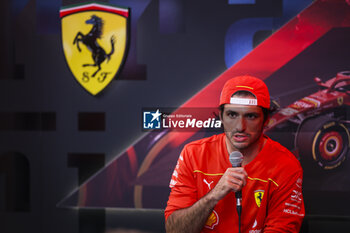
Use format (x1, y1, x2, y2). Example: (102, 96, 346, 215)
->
(296, 116, 350, 170)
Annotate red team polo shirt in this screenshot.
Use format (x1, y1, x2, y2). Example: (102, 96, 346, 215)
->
(165, 133, 305, 233)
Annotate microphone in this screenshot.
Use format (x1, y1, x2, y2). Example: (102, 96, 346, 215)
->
(229, 151, 243, 168)
(229, 151, 243, 216)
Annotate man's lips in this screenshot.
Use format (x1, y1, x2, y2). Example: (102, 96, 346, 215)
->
(232, 133, 249, 142)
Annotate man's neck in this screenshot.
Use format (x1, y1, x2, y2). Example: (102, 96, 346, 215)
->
(225, 135, 266, 166)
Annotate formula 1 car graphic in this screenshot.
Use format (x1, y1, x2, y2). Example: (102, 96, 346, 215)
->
(265, 71, 350, 170)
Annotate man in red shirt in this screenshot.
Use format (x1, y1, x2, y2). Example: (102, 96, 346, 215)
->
(165, 75, 305, 233)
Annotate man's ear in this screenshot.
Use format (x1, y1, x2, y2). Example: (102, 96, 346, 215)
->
(263, 116, 270, 129)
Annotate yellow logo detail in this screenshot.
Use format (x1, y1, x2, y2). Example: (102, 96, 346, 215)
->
(61, 3, 129, 95)
(205, 210, 219, 229)
(236, 85, 254, 90)
(254, 190, 264, 207)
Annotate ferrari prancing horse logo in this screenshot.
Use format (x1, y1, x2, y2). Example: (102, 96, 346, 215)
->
(254, 190, 264, 207)
(60, 2, 129, 95)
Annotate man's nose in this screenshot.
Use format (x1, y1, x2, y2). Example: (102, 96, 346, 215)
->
(235, 117, 246, 132)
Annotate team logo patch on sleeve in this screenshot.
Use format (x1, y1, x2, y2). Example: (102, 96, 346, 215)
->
(60, 2, 129, 95)
(254, 190, 264, 207)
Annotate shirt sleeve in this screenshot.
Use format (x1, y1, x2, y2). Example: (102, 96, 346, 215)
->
(164, 145, 198, 220)
(263, 170, 305, 232)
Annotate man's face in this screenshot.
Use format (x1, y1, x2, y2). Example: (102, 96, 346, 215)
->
(221, 99, 266, 152)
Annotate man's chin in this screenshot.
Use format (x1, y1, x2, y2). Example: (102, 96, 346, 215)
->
(232, 142, 249, 150)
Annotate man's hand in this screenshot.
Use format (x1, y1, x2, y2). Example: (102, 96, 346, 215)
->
(166, 167, 247, 233)
(208, 167, 248, 202)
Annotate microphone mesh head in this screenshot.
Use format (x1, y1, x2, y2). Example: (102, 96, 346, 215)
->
(229, 151, 243, 167)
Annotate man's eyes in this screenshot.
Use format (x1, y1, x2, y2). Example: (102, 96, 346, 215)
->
(226, 112, 259, 119)
(227, 111, 238, 118)
(246, 113, 258, 119)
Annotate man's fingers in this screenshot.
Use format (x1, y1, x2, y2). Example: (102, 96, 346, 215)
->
(230, 171, 247, 183)
(210, 167, 248, 200)
(229, 178, 243, 187)
(225, 168, 248, 191)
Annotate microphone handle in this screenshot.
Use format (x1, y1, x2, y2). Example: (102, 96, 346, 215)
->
(229, 153, 243, 233)
(232, 163, 242, 205)
(235, 191, 242, 199)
